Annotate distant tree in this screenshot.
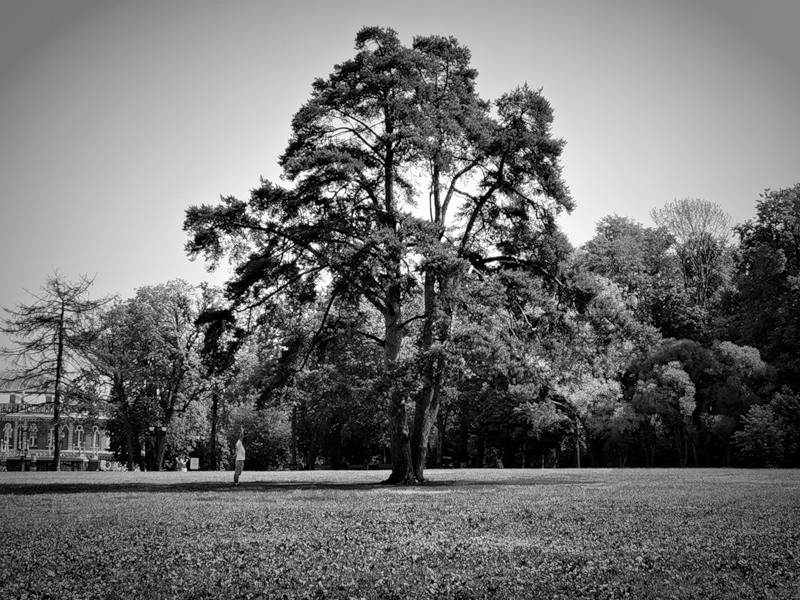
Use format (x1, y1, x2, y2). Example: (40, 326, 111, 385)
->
(732, 406, 782, 467)
(731, 388, 800, 468)
(444, 260, 657, 469)
(84, 298, 151, 470)
(733, 388, 800, 468)
(227, 404, 292, 470)
(770, 389, 800, 466)
(88, 280, 206, 471)
(444, 267, 570, 469)
(514, 401, 570, 467)
(632, 361, 696, 467)
(625, 338, 773, 466)
(0, 272, 109, 470)
(580, 214, 703, 338)
(581, 215, 674, 298)
(194, 284, 245, 471)
(725, 184, 800, 386)
(549, 268, 661, 467)
(184, 27, 571, 483)
(163, 401, 209, 469)
(650, 198, 732, 315)
(129, 281, 208, 471)
(288, 301, 385, 469)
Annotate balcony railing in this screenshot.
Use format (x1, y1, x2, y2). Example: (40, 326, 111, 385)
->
(0, 448, 112, 459)
(0, 403, 52, 414)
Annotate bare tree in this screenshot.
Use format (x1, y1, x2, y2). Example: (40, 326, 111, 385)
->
(651, 198, 732, 309)
(1, 272, 110, 470)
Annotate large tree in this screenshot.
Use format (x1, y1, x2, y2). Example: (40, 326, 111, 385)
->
(185, 27, 571, 483)
(1, 273, 109, 470)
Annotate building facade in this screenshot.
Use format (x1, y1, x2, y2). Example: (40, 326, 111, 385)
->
(0, 379, 114, 471)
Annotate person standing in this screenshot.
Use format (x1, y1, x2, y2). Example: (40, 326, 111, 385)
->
(234, 435, 246, 486)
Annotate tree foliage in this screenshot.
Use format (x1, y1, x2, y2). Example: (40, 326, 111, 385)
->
(726, 184, 800, 386)
(86, 280, 208, 470)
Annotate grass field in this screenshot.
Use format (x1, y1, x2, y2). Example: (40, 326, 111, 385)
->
(1, 469, 798, 599)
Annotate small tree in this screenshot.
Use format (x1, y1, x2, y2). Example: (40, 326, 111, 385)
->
(1, 272, 109, 470)
(732, 405, 784, 467)
(733, 389, 800, 467)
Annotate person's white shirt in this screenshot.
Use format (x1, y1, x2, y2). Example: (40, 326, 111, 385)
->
(236, 439, 246, 461)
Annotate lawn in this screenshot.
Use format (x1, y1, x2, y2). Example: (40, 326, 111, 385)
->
(1, 469, 798, 599)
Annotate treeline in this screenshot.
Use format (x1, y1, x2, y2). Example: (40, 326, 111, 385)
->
(5, 194, 798, 472)
(217, 190, 799, 471)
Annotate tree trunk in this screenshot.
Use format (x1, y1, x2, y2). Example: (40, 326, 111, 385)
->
(117, 410, 136, 471)
(330, 423, 344, 469)
(384, 289, 415, 484)
(155, 431, 167, 471)
(434, 406, 448, 468)
(290, 404, 297, 466)
(379, 132, 416, 484)
(385, 380, 414, 483)
(410, 373, 441, 480)
(410, 270, 450, 481)
(153, 408, 173, 471)
(673, 424, 686, 467)
(477, 434, 486, 468)
(303, 433, 318, 470)
(51, 302, 66, 471)
(51, 422, 61, 471)
(209, 387, 219, 471)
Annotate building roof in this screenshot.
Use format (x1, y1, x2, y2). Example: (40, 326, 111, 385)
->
(0, 371, 51, 393)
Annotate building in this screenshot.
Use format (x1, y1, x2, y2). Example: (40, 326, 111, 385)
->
(0, 377, 114, 471)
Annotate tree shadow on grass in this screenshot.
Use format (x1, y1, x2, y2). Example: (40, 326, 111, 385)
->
(0, 474, 601, 496)
(0, 481, 378, 496)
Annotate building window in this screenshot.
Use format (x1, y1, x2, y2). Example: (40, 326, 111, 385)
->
(48, 428, 54, 451)
(75, 425, 84, 451)
(92, 426, 100, 451)
(10, 394, 17, 404)
(29, 424, 38, 448)
(2, 424, 11, 452)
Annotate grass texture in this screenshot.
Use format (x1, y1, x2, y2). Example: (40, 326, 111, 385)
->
(1, 469, 798, 599)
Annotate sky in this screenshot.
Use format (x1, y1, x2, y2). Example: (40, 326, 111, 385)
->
(1, 0, 799, 317)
